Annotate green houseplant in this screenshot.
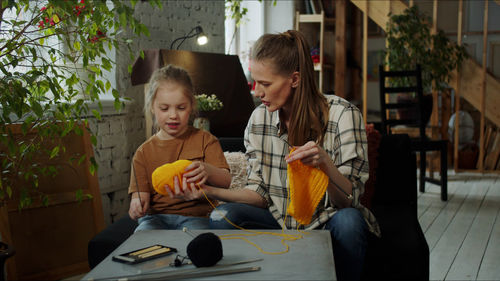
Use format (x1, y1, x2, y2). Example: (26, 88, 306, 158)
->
(0, 0, 161, 209)
(0, 1, 161, 279)
(383, 5, 468, 123)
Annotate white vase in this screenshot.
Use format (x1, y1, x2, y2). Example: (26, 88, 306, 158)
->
(193, 117, 210, 132)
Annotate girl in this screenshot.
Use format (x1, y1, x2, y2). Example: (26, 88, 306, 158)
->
(127, 64, 231, 231)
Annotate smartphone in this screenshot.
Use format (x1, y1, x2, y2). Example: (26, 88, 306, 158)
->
(112, 244, 177, 264)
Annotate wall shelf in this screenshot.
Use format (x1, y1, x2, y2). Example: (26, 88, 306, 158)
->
(295, 10, 335, 93)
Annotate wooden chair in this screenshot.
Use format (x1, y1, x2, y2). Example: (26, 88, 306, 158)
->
(378, 65, 448, 201)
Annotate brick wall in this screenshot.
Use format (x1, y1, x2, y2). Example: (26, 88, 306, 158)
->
(93, 1, 225, 225)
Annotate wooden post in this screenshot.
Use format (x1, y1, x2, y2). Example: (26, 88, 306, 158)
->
(431, 0, 439, 134)
(320, 10, 325, 92)
(352, 8, 362, 107)
(454, 0, 463, 171)
(384, 1, 391, 122)
(335, 0, 346, 98)
(362, 1, 368, 123)
(479, 0, 489, 171)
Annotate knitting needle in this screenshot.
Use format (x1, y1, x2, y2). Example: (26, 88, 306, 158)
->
(281, 138, 353, 200)
(132, 162, 145, 214)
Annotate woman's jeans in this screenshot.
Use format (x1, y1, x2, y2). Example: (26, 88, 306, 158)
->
(135, 214, 209, 232)
(209, 203, 368, 281)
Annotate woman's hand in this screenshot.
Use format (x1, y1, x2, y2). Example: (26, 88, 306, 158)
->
(164, 176, 205, 201)
(285, 141, 329, 169)
(128, 191, 150, 220)
(183, 161, 209, 186)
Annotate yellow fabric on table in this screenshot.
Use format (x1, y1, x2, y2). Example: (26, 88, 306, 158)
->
(287, 149, 329, 225)
(152, 160, 192, 195)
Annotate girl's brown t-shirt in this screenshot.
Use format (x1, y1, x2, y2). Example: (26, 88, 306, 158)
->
(128, 127, 229, 217)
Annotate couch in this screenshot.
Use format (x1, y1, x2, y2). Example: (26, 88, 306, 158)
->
(88, 133, 429, 280)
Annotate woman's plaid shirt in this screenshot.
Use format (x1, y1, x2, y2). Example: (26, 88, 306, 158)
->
(243, 94, 381, 236)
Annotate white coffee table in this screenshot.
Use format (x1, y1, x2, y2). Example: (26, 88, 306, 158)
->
(83, 229, 336, 280)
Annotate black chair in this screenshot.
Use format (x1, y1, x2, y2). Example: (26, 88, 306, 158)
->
(378, 65, 448, 201)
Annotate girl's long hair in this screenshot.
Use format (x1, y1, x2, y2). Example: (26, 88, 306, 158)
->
(251, 30, 329, 145)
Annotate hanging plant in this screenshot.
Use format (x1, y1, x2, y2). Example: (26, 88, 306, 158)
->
(0, 0, 162, 208)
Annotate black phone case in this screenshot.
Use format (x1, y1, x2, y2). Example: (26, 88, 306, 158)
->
(112, 244, 177, 264)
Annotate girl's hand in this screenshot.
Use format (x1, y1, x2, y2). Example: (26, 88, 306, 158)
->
(128, 192, 150, 220)
(164, 176, 205, 201)
(183, 161, 209, 185)
(285, 141, 328, 168)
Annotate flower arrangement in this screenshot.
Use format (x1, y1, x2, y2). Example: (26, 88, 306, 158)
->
(195, 94, 223, 112)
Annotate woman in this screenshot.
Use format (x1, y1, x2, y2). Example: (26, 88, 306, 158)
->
(172, 30, 380, 281)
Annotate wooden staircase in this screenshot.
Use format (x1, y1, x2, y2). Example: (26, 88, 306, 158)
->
(351, 0, 500, 128)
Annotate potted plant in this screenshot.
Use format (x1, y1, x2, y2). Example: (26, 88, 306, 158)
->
(193, 94, 223, 132)
(0, 0, 162, 207)
(383, 5, 468, 124)
(0, 1, 160, 279)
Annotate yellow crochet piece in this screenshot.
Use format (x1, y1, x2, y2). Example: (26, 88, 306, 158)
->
(287, 149, 329, 225)
(152, 159, 192, 195)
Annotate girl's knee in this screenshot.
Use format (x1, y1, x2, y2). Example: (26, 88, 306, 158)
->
(209, 203, 240, 228)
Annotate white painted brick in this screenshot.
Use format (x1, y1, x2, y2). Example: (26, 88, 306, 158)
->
(110, 189, 131, 222)
(98, 175, 111, 191)
(88, 119, 98, 135)
(95, 147, 111, 163)
(109, 118, 123, 135)
(100, 134, 121, 148)
(97, 121, 110, 136)
(116, 159, 131, 174)
(111, 144, 126, 159)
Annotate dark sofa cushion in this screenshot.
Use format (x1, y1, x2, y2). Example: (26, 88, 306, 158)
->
(373, 134, 416, 206)
(363, 204, 429, 281)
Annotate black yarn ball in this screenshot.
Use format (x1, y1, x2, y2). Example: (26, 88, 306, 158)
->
(186, 232, 223, 267)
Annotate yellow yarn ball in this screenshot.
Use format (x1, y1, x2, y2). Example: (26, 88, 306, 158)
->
(152, 159, 192, 195)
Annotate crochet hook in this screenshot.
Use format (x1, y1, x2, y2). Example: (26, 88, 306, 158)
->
(281, 138, 353, 200)
(132, 161, 146, 214)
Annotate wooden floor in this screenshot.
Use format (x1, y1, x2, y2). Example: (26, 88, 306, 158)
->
(418, 170, 500, 281)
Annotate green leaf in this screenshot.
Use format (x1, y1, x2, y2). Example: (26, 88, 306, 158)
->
(90, 135, 97, 146)
(76, 188, 83, 203)
(89, 157, 98, 176)
(6, 185, 12, 199)
(73, 40, 81, 51)
(114, 99, 122, 111)
(119, 12, 127, 27)
(92, 109, 101, 120)
(78, 154, 87, 165)
(49, 146, 60, 159)
(31, 100, 44, 117)
(42, 195, 49, 207)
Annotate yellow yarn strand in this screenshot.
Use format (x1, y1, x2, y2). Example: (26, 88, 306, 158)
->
(152, 160, 311, 255)
(199, 187, 305, 255)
